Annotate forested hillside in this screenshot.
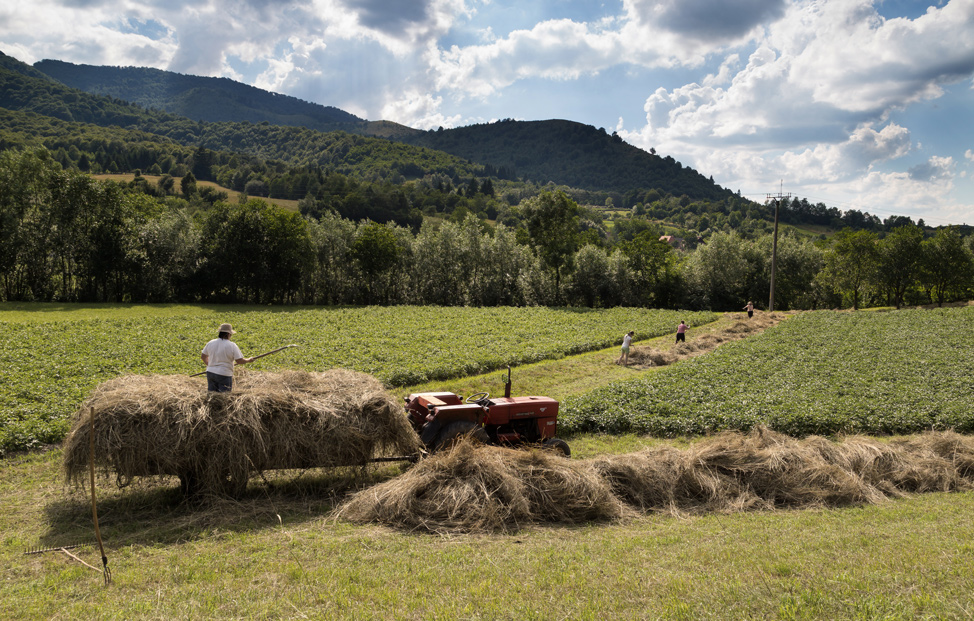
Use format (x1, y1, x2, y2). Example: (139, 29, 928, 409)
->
(27, 53, 735, 203)
(401, 119, 735, 200)
(34, 59, 365, 130)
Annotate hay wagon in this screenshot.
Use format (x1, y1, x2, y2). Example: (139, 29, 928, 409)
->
(63, 370, 423, 497)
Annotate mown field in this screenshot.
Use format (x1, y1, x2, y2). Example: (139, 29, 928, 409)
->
(563, 307, 974, 437)
(0, 303, 715, 455)
(3, 304, 974, 619)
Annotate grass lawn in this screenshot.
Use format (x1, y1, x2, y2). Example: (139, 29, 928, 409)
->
(3, 445, 973, 620)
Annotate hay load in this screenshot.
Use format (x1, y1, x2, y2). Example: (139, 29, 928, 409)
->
(63, 369, 423, 496)
(339, 440, 629, 533)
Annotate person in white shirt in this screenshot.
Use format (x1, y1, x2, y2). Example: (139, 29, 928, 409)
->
(621, 330, 634, 366)
(200, 323, 254, 392)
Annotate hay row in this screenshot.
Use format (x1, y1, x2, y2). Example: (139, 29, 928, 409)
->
(623, 312, 782, 368)
(339, 427, 974, 533)
(63, 370, 423, 496)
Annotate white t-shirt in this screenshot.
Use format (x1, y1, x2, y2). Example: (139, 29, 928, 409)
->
(202, 338, 244, 377)
(622, 333, 632, 348)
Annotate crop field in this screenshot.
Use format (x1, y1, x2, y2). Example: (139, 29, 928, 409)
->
(562, 306, 974, 437)
(0, 303, 716, 454)
(4, 304, 974, 619)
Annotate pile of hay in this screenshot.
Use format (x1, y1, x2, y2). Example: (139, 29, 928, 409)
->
(340, 427, 974, 533)
(592, 427, 974, 516)
(63, 370, 423, 496)
(338, 440, 629, 533)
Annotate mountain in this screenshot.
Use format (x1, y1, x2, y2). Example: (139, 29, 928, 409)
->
(33, 59, 367, 131)
(27, 54, 734, 201)
(400, 119, 734, 200)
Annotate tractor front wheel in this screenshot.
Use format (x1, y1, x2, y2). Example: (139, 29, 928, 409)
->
(434, 421, 489, 451)
(542, 437, 571, 457)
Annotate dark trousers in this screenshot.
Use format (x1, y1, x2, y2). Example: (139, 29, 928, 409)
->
(206, 372, 233, 392)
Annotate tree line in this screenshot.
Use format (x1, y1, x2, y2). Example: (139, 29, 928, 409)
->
(2, 148, 971, 309)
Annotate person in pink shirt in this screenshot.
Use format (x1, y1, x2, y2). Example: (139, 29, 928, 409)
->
(675, 320, 687, 343)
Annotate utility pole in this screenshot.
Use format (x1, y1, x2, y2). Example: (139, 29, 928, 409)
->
(766, 184, 791, 312)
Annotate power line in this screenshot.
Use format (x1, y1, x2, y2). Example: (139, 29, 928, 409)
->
(766, 187, 790, 313)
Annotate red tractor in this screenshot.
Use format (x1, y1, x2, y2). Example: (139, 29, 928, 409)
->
(404, 368, 571, 456)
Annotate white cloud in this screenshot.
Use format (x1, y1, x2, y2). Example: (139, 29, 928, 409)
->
(379, 88, 462, 129)
(429, 19, 622, 99)
(616, 0, 974, 221)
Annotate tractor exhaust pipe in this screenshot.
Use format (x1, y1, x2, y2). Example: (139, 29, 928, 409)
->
(504, 366, 512, 399)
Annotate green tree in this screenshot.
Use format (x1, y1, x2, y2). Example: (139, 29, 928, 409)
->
(521, 191, 580, 302)
(618, 233, 673, 307)
(351, 221, 403, 304)
(199, 199, 314, 303)
(307, 212, 356, 305)
(819, 229, 879, 310)
(572, 244, 611, 307)
(920, 227, 974, 305)
(683, 231, 752, 310)
(876, 224, 924, 308)
(180, 171, 197, 198)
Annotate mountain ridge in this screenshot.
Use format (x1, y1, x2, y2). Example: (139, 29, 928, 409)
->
(27, 53, 734, 201)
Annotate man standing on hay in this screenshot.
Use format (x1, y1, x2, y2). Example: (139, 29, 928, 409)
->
(201, 323, 255, 392)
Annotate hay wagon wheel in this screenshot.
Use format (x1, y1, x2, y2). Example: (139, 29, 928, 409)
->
(434, 421, 489, 451)
(178, 464, 249, 498)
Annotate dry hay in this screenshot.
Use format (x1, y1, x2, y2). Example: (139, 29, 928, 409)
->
(338, 440, 629, 533)
(620, 311, 786, 369)
(332, 426, 974, 534)
(626, 347, 677, 367)
(62, 369, 423, 497)
(591, 427, 974, 517)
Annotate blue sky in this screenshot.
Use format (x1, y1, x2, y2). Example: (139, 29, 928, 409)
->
(1, 0, 972, 225)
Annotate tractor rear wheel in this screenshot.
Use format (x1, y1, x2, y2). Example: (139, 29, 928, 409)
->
(434, 421, 489, 451)
(543, 437, 571, 457)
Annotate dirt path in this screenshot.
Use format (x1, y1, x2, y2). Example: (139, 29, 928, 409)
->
(400, 311, 794, 401)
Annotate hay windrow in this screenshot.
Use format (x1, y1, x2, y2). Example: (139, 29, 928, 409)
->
(340, 427, 974, 533)
(338, 440, 630, 534)
(622, 311, 784, 368)
(592, 427, 974, 517)
(62, 369, 423, 496)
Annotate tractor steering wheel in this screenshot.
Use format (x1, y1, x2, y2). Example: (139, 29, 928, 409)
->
(465, 391, 490, 404)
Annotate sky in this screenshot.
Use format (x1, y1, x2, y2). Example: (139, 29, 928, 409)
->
(1, 0, 973, 226)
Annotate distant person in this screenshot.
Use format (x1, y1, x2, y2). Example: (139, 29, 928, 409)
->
(621, 330, 634, 366)
(676, 320, 687, 343)
(744, 301, 754, 319)
(201, 323, 254, 392)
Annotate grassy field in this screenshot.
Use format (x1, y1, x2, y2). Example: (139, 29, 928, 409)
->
(0, 303, 716, 455)
(562, 306, 974, 437)
(3, 445, 974, 619)
(3, 304, 974, 618)
(92, 174, 301, 211)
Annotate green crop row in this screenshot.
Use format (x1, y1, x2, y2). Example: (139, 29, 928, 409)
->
(0, 304, 717, 454)
(561, 307, 974, 437)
